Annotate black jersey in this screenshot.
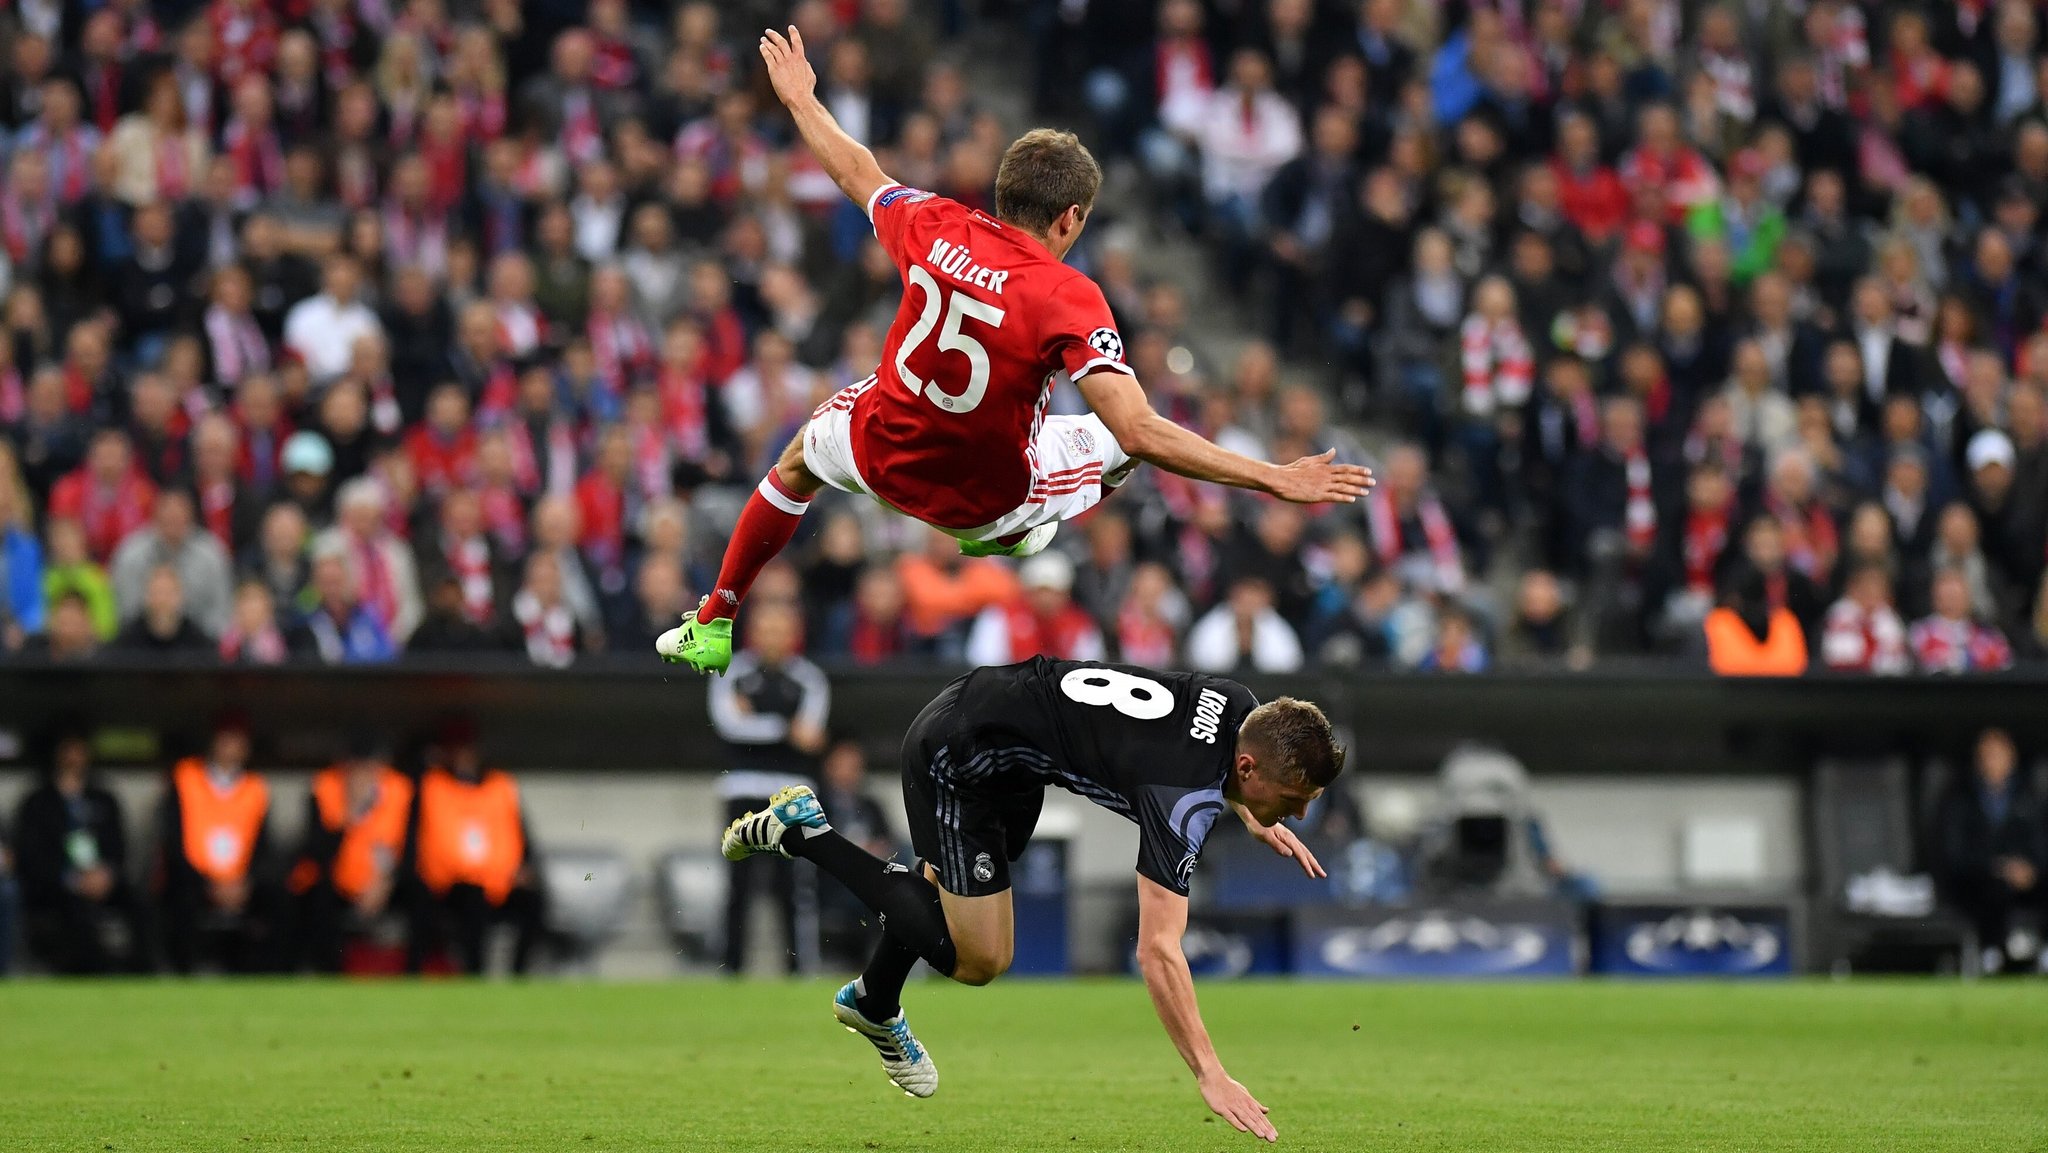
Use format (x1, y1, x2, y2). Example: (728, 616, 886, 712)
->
(938, 657, 1259, 896)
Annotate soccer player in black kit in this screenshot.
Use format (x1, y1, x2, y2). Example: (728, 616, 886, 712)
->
(721, 657, 1344, 1143)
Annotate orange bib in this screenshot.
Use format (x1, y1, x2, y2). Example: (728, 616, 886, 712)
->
(173, 758, 270, 885)
(415, 767, 524, 904)
(312, 766, 414, 901)
(1704, 606, 1808, 676)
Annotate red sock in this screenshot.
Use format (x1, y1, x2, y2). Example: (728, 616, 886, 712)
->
(699, 472, 811, 623)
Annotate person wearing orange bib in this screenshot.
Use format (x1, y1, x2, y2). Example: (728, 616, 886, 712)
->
(403, 718, 543, 974)
(1702, 570, 1809, 677)
(290, 735, 414, 973)
(155, 714, 285, 972)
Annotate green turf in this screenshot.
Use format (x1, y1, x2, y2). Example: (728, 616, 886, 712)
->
(2, 979, 2044, 1151)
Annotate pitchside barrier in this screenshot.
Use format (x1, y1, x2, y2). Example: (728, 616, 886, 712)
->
(0, 661, 2033, 977)
(1, 659, 2041, 773)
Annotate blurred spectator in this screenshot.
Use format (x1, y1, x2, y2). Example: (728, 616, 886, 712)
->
(812, 738, 896, 966)
(1932, 728, 2044, 974)
(1820, 562, 1911, 675)
(291, 737, 412, 973)
(509, 551, 587, 669)
(313, 477, 421, 644)
(1499, 569, 1578, 670)
(1187, 576, 1303, 674)
(1910, 567, 2015, 673)
(1704, 569, 1809, 676)
(1418, 605, 1488, 674)
(966, 551, 1105, 666)
(47, 431, 155, 564)
(291, 540, 394, 664)
(113, 564, 213, 655)
(156, 715, 284, 973)
(218, 578, 290, 665)
(896, 528, 1019, 655)
(23, 589, 101, 662)
(13, 723, 146, 973)
(710, 600, 827, 976)
(111, 489, 234, 636)
(406, 719, 543, 976)
(283, 255, 381, 384)
(0, 444, 43, 650)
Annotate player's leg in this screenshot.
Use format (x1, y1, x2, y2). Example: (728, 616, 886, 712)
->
(934, 785, 1042, 985)
(955, 413, 1134, 558)
(656, 428, 828, 674)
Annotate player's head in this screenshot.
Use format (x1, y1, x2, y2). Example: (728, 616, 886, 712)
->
(1229, 698, 1346, 826)
(995, 128, 1101, 257)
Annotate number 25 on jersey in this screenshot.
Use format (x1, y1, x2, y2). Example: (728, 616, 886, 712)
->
(896, 266, 1007, 415)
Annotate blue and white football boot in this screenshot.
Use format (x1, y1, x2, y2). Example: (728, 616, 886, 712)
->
(833, 980, 938, 1098)
(720, 785, 828, 860)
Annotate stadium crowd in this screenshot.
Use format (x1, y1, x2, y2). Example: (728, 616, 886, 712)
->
(0, 0, 2043, 676)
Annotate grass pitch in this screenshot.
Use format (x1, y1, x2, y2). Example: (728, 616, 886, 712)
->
(2, 979, 2043, 1152)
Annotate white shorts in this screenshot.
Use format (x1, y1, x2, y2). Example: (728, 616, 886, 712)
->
(803, 386, 1131, 544)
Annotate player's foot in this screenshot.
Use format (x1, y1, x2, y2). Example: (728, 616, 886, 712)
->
(720, 785, 828, 861)
(655, 597, 732, 675)
(1103, 458, 1140, 489)
(958, 522, 1057, 558)
(833, 981, 937, 1098)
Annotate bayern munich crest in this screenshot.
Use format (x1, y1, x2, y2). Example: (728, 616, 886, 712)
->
(1087, 327, 1124, 361)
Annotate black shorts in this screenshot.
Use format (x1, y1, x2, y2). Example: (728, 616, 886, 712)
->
(900, 681, 1046, 898)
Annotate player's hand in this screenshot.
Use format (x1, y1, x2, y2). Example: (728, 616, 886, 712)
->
(1247, 820, 1325, 879)
(1267, 449, 1373, 505)
(1199, 1071, 1277, 1142)
(758, 25, 817, 108)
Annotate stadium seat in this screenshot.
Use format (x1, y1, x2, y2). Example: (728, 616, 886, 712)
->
(656, 849, 729, 966)
(1808, 757, 1976, 975)
(539, 849, 638, 973)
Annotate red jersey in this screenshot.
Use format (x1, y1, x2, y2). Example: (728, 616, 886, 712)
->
(852, 185, 1131, 530)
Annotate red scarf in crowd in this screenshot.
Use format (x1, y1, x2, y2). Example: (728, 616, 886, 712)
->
(1623, 447, 1657, 554)
(513, 589, 577, 668)
(204, 304, 271, 387)
(591, 36, 637, 91)
(444, 532, 495, 623)
(1459, 315, 1533, 416)
(222, 117, 285, 204)
(456, 89, 506, 141)
(0, 191, 56, 263)
(219, 622, 288, 664)
(504, 417, 579, 496)
(420, 136, 467, 210)
(198, 477, 237, 547)
(588, 310, 653, 394)
(1366, 486, 1464, 593)
(382, 202, 449, 278)
(658, 365, 711, 459)
(632, 424, 671, 499)
(351, 530, 398, 634)
(1682, 507, 1729, 594)
(560, 89, 603, 166)
(477, 484, 528, 554)
(1767, 494, 1837, 579)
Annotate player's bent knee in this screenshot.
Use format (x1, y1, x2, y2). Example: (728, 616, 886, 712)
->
(949, 954, 1010, 987)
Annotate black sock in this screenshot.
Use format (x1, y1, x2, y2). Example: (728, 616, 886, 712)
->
(787, 830, 957, 977)
(854, 930, 921, 1022)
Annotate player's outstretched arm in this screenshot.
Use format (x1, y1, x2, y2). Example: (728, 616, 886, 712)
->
(758, 26, 891, 211)
(1134, 874, 1279, 1143)
(1232, 802, 1326, 879)
(1077, 370, 1373, 505)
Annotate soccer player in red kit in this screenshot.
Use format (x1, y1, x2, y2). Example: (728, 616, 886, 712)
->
(659, 27, 1373, 675)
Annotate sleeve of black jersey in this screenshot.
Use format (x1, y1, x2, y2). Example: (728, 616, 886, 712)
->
(1135, 782, 1229, 897)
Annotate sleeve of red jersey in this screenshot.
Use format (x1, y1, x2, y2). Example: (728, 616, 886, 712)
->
(1043, 274, 1135, 382)
(865, 183, 939, 266)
